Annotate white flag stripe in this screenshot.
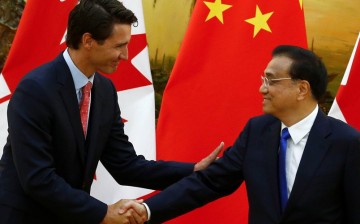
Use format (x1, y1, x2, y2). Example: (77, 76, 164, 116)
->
(90, 85, 155, 202)
(90, 162, 153, 203)
(0, 101, 9, 158)
(60, 29, 67, 45)
(118, 85, 155, 160)
(328, 99, 347, 122)
(0, 73, 11, 99)
(341, 32, 360, 85)
(132, 46, 153, 83)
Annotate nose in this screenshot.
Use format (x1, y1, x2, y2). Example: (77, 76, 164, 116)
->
(119, 46, 128, 60)
(259, 82, 268, 94)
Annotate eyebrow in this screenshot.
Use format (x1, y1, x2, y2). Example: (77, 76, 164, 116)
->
(115, 42, 128, 47)
(264, 71, 276, 78)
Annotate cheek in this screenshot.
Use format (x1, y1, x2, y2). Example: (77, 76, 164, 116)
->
(268, 89, 288, 105)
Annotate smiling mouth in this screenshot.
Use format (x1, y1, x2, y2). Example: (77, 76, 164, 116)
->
(112, 62, 119, 67)
(262, 98, 271, 104)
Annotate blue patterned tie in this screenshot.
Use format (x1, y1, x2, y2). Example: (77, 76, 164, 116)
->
(279, 127, 290, 211)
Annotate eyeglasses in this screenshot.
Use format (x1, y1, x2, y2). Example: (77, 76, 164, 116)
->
(261, 76, 292, 88)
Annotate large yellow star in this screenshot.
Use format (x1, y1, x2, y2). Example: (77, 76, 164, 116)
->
(245, 5, 273, 38)
(203, 0, 232, 24)
(299, 0, 303, 9)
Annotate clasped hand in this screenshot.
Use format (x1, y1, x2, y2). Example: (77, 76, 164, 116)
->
(101, 199, 147, 224)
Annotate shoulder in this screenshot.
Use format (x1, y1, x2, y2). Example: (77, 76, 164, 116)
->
(19, 54, 67, 88)
(92, 73, 117, 97)
(247, 114, 279, 127)
(93, 73, 115, 88)
(325, 115, 360, 139)
(237, 114, 280, 138)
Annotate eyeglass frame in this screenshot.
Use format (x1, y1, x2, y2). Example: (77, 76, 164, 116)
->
(261, 76, 293, 88)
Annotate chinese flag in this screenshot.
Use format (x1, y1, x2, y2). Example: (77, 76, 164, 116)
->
(328, 32, 360, 131)
(156, 0, 307, 223)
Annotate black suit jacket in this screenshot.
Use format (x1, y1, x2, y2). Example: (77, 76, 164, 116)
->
(146, 111, 360, 224)
(0, 53, 194, 224)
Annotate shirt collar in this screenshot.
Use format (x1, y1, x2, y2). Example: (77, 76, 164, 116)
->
(281, 105, 319, 144)
(63, 49, 94, 91)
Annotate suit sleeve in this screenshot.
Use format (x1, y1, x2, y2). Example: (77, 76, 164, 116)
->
(143, 121, 251, 223)
(100, 80, 194, 190)
(344, 135, 360, 223)
(8, 79, 107, 224)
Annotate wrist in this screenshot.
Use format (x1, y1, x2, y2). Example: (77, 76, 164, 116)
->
(142, 202, 151, 221)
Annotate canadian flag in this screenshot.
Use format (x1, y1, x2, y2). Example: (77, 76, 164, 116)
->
(0, 0, 155, 203)
(328, 32, 360, 131)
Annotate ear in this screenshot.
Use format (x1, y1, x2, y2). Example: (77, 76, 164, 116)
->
(82, 33, 93, 50)
(296, 80, 311, 101)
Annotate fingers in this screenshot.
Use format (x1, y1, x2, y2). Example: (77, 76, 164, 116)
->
(211, 142, 224, 158)
(194, 142, 225, 171)
(124, 209, 142, 224)
(125, 201, 147, 217)
(118, 200, 148, 222)
(118, 199, 139, 214)
(126, 209, 144, 224)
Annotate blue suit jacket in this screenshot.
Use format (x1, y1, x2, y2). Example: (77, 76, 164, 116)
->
(146, 111, 360, 224)
(0, 53, 194, 224)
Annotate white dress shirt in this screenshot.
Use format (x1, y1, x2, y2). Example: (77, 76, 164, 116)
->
(63, 49, 94, 104)
(63, 49, 94, 132)
(281, 105, 318, 197)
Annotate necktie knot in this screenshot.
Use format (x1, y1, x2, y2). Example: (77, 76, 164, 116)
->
(281, 128, 290, 141)
(82, 81, 92, 95)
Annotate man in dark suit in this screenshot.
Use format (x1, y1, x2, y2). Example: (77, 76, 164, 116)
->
(0, 0, 222, 223)
(124, 45, 360, 223)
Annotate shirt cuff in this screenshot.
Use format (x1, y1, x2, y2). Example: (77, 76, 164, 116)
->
(142, 202, 151, 221)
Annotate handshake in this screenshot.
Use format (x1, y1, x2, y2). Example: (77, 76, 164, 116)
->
(99, 142, 225, 224)
(100, 199, 148, 224)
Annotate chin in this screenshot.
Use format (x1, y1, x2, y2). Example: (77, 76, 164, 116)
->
(100, 68, 117, 74)
(262, 106, 271, 115)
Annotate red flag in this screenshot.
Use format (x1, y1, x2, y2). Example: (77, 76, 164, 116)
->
(156, 0, 307, 223)
(328, 32, 360, 131)
(0, 0, 77, 103)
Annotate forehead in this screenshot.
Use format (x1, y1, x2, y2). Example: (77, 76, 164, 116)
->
(264, 56, 293, 77)
(106, 23, 132, 43)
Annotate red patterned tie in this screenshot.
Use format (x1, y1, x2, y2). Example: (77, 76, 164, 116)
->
(79, 81, 92, 137)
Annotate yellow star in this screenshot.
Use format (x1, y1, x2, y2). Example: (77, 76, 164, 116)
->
(299, 0, 303, 9)
(203, 0, 232, 24)
(245, 5, 273, 38)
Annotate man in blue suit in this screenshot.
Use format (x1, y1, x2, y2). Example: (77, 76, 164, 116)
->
(125, 45, 360, 223)
(0, 0, 222, 223)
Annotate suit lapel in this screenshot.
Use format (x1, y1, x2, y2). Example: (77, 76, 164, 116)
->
(284, 110, 331, 215)
(56, 55, 86, 167)
(263, 120, 283, 217)
(83, 75, 105, 180)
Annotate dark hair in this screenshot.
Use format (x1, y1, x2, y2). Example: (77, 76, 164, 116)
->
(66, 0, 138, 49)
(272, 45, 327, 101)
